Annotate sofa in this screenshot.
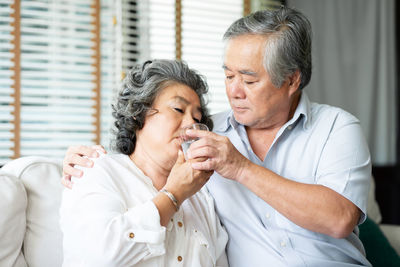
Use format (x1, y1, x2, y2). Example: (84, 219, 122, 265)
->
(0, 156, 399, 267)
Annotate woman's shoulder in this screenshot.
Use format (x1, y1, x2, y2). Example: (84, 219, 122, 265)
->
(70, 153, 130, 189)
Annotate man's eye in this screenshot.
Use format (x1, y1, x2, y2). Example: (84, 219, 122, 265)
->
(174, 108, 184, 113)
(245, 81, 255, 85)
(226, 75, 233, 80)
(193, 117, 201, 123)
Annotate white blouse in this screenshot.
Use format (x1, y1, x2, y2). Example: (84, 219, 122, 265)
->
(60, 154, 228, 267)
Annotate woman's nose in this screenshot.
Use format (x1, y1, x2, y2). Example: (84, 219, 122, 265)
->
(182, 113, 196, 128)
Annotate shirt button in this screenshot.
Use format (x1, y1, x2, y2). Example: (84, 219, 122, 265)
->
(247, 145, 252, 151)
(265, 213, 270, 219)
(280, 240, 286, 247)
(287, 125, 293, 130)
(129, 232, 135, 239)
(178, 221, 183, 227)
(177, 256, 183, 261)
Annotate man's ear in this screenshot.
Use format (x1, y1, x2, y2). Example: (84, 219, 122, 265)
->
(288, 70, 301, 94)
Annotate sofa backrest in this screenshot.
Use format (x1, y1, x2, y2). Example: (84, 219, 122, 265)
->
(0, 172, 28, 267)
(1, 156, 64, 267)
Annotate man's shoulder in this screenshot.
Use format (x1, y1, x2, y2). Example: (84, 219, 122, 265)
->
(310, 102, 360, 126)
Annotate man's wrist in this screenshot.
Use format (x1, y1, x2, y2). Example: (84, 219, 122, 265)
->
(235, 158, 252, 184)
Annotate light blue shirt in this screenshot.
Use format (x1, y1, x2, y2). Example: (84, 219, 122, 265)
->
(206, 92, 372, 267)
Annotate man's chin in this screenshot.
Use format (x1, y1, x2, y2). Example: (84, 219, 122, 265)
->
(233, 113, 253, 126)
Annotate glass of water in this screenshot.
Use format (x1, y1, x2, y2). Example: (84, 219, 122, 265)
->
(180, 123, 209, 159)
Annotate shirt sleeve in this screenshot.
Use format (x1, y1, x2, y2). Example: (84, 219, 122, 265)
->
(315, 112, 371, 224)
(60, 160, 166, 267)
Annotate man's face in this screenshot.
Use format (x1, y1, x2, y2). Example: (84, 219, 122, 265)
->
(223, 34, 298, 129)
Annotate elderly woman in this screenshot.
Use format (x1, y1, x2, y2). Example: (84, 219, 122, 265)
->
(59, 60, 228, 267)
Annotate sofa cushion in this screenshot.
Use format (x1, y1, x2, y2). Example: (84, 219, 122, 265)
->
(0, 172, 28, 267)
(359, 217, 400, 267)
(2, 156, 64, 267)
(367, 176, 382, 224)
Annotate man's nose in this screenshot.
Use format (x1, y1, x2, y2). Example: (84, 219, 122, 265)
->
(227, 78, 245, 99)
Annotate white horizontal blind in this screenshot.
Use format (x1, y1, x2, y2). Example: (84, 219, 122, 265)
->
(99, 0, 116, 149)
(182, 0, 243, 114)
(19, 0, 97, 157)
(138, 0, 175, 60)
(100, 0, 139, 149)
(0, 0, 16, 164)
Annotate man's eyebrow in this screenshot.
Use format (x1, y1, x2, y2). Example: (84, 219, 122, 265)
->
(222, 65, 257, 76)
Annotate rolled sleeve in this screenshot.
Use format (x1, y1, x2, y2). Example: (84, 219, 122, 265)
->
(316, 116, 371, 223)
(124, 201, 166, 254)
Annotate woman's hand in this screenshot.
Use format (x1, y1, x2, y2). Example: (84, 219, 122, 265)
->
(62, 145, 107, 188)
(185, 129, 250, 182)
(163, 150, 213, 205)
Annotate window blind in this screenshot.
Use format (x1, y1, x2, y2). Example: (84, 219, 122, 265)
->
(0, 0, 139, 164)
(18, 0, 97, 158)
(138, 0, 175, 61)
(0, 0, 16, 163)
(100, 0, 139, 150)
(181, 0, 243, 114)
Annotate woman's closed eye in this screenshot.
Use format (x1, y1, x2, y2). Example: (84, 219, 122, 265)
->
(174, 107, 184, 113)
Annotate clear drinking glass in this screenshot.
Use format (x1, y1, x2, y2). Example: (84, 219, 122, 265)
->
(180, 123, 209, 159)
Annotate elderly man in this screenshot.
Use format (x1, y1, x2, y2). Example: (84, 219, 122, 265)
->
(63, 7, 371, 267)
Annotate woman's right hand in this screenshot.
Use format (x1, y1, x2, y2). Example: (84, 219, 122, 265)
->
(62, 145, 106, 188)
(163, 150, 213, 206)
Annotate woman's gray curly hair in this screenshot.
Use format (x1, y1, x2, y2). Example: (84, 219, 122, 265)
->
(112, 59, 213, 155)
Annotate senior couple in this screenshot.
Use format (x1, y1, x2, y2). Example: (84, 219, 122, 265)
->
(60, 7, 372, 267)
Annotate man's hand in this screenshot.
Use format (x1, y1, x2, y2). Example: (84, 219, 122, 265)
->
(184, 129, 250, 181)
(61, 145, 107, 189)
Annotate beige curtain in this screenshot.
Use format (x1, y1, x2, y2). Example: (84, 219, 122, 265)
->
(288, 0, 396, 165)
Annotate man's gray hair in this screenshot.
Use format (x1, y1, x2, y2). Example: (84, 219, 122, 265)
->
(223, 7, 312, 90)
(112, 59, 212, 155)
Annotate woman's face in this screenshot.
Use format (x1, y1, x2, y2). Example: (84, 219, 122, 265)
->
(135, 83, 203, 168)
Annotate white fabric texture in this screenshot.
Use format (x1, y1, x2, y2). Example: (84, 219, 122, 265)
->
(0, 172, 27, 267)
(1, 156, 64, 267)
(288, 0, 396, 165)
(60, 153, 228, 267)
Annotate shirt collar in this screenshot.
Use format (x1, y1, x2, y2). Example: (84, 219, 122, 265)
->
(213, 91, 312, 132)
(289, 91, 311, 130)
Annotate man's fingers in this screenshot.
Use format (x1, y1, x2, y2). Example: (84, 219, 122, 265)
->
(185, 129, 213, 139)
(63, 164, 83, 178)
(65, 153, 93, 168)
(67, 145, 99, 158)
(191, 159, 214, 171)
(91, 145, 107, 154)
(61, 175, 73, 189)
